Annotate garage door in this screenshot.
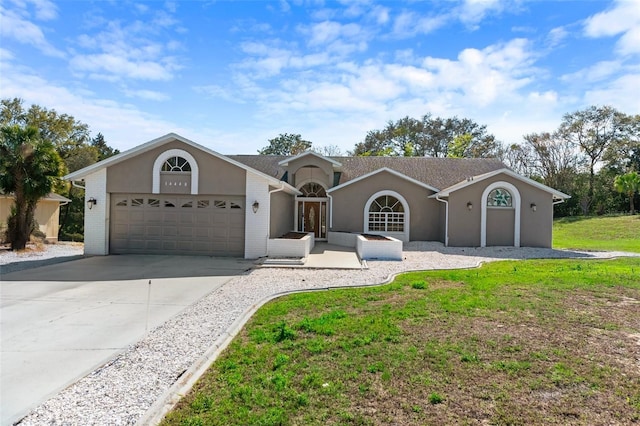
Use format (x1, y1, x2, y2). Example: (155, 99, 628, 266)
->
(110, 194, 245, 256)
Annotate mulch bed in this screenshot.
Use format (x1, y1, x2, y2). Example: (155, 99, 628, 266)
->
(278, 232, 309, 239)
(361, 234, 391, 241)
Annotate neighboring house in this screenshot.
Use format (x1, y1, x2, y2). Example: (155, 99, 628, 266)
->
(0, 193, 71, 242)
(64, 133, 570, 258)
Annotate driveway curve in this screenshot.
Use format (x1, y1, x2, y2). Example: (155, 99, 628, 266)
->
(12, 244, 640, 426)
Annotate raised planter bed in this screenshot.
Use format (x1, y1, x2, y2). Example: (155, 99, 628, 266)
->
(356, 234, 402, 261)
(267, 232, 314, 258)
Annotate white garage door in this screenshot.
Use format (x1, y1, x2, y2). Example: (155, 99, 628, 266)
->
(110, 194, 245, 256)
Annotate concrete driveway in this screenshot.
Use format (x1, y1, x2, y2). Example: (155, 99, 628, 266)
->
(0, 255, 252, 425)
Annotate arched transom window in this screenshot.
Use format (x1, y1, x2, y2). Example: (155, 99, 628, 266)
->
(299, 182, 327, 197)
(162, 156, 192, 172)
(487, 188, 512, 207)
(368, 195, 405, 232)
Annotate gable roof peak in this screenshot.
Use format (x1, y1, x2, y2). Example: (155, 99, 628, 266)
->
(278, 151, 342, 167)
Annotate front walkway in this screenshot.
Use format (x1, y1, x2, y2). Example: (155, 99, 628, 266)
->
(16, 243, 640, 425)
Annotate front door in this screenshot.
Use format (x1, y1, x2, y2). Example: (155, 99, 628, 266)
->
(297, 199, 327, 239)
(304, 202, 320, 237)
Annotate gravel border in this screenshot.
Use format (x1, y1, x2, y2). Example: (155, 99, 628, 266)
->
(15, 244, 640, 425)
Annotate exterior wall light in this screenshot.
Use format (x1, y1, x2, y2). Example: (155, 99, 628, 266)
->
(530, 203, 537, 212)
(252, 200, 259, 213)
(467, 202, 473, 211)
(87, 197, 97, 209)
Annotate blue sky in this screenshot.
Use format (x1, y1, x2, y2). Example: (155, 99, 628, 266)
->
(1, 0, 639, 154)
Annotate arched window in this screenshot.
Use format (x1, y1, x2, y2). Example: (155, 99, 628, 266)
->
(162, 156, 192, 172)
(487, 188, 512, 207)
(152, 149, 198, 194)
(299, 182, 327, 197)
(368, 194, 405, 232)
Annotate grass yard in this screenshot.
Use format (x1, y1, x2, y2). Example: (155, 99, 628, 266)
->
(163, 258, 640, 426)
(554, 215, 640, 253)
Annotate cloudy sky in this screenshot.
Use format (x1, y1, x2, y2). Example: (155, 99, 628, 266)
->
(1, 0, 639, 154)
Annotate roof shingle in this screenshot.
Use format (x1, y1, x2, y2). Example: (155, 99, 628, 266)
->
(228, 155, 507, 190)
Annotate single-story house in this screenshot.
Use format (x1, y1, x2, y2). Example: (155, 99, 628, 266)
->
(0, 193, 71, 242)
(64, 133, 570, 258)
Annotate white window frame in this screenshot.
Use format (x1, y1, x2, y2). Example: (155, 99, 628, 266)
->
(363, 190, 410, 242)
(152, 149, 199, 194)
(481, 181, 521, 247)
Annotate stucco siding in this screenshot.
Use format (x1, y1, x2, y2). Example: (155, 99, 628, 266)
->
(106, 139, 246, 195)
(245, 172, 270, 258)
(84, 169, 109, 255)
(0, 198, 64, 242)
(287, 156, 334, 189)
(447, 173, 554, 248)
(447, 191, 481, 246)
(270, 190, 295, 238)
(329, 171, 438, 241)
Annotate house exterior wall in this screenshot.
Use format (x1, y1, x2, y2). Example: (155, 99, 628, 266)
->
(270, 190, 294, 238)
(329, 171, 439, 241)
(447, 174, 554, 248)
(84, 169, 109, 255)
(245, 172, 270, 258)
(106, 140, 246, 195)
(286, 156, 334, 189)
(0, 198, 63, 241)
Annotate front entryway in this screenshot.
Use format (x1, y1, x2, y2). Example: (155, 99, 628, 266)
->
(296, 199, 327, 239)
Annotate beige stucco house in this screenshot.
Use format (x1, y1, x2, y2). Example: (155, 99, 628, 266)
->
(64, 133, 569, 258)
(0, 193, 70, 242)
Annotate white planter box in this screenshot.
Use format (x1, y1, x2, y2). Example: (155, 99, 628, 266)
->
(268, 232, 314, 258)
(356, 235, 403, 260)
(328, 231, 358, 248)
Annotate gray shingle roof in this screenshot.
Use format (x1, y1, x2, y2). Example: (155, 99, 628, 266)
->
(228, 155, 507, 190)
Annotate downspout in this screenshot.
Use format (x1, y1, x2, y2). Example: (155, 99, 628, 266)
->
(435, 194, 449, 247)
(71, 180, 85, 190)
(267, 183, 286, 239)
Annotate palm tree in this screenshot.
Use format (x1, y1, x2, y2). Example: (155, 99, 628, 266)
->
(0, 125, 63, 250)
(614, 172, 640, 215)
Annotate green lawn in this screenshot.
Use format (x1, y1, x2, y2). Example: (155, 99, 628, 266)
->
(163, 258, 640, 425)
(554, 215, 640, 252)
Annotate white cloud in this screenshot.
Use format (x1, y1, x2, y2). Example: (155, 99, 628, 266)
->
(457, 0, 504, 27)
(421, 38, 535, 105)
(122, 88, 170, 101)
(70, 53, 178, 81)
(584, 0, 640, 55)
(392, 11, 447, 37)
(0, 4, 64, 57)
(584, 73, 640, 111)
(560, 60, 623, 83)
(69, 19, 183, 82)
(546, 26, 568, 48)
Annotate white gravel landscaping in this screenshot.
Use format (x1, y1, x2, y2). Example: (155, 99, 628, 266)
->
(14, 243, 639, 426)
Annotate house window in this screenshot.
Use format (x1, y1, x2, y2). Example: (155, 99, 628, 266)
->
(487, 188, 513, 207)
(299, 182, 327, 197)
(161, 156, 191, 172)
(368, 195, 405, 232)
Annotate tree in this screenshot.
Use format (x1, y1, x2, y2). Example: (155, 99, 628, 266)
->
(313, 144, 343, 157)
(522, 132, 581, 192)
(0, 125, 64, 250)
(558, 106, 630, 212)
(352, 115, 501, 158)
(91, 132, 120, 161)
(258, 133, 312, 155)
(614, 172, 640, 214)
